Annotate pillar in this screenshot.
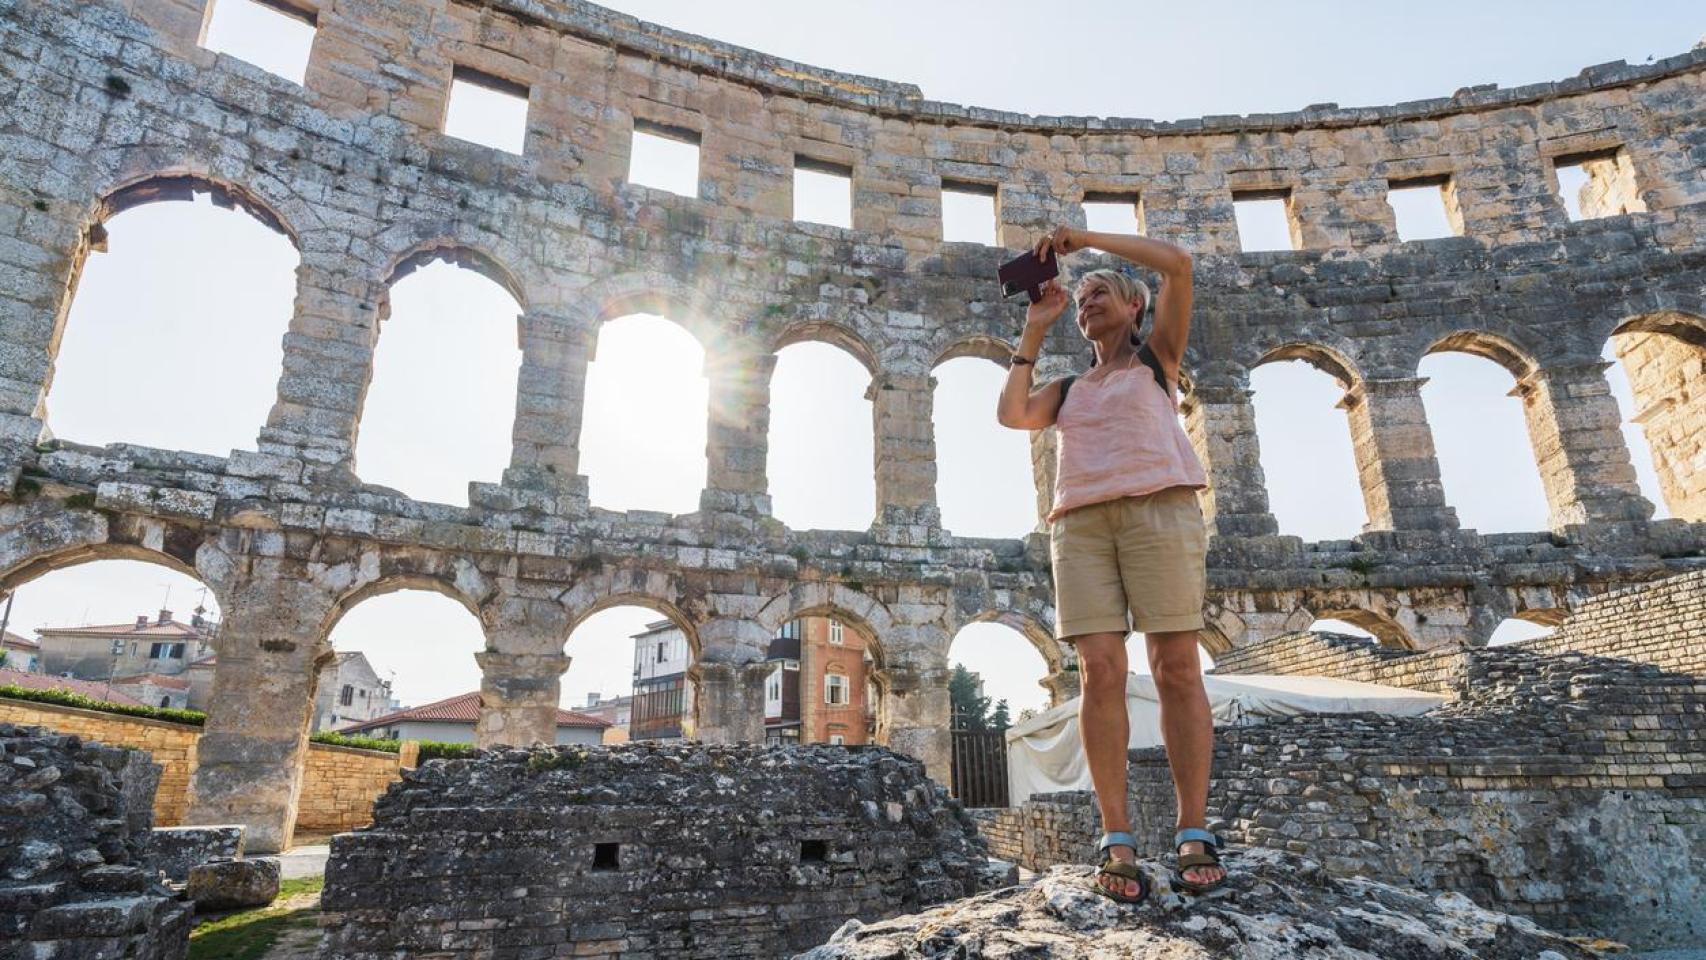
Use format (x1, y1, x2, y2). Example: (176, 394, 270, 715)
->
(700, 350, 774, 515)
(869, 372, 939, 527)
(690, 618, 770, 743)
(186, 576, 335, 854)
(1514, 361, 1654, 529)
(258, 258, 380, 477)
(475, 600, 573, 748)
(882, 644, 951, 785)
(504, 308, 592, 497)
(1181, 380, 1281, 537)
(1338, 377, 1459, 532)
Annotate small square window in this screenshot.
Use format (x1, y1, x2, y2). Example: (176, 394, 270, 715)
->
(1232, 191, 1296, 252)
(800, 839, 828, 862)
(794, 158, 852, 229)
(1387, 178, 1457, 242)
(443, 67, 529, 155)
(828, 619, 845, 645)
(629, 121, 701, 198)
(592, 842, 620, 871)
(941, 181, 998, 246)
(1082, 192, 1143, 236)
(1553, 149, 1645, 222)
(201, 0, 317, 86)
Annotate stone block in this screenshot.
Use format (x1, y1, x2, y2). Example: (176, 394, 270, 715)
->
(186, 857, 280, 911)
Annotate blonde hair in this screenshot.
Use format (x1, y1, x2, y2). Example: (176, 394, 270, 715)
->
(1073, 268, 1151, 318)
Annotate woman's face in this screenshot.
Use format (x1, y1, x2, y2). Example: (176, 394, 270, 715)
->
(1074, 279, 1140, 342)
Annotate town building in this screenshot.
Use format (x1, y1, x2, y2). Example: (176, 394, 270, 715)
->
(765, 617, 879, 746)
(35, 608, 215, 683)
(0, 666, 146, 706)
(310, 651, 394, 732)
(577, 691, 632, 743)
(338, 691, 608, 745)
(630, 619, 691, 740)
(1, 631, 39, 673)
(108, 671, 191, 709)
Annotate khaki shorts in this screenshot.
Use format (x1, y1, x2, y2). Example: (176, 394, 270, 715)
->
(1049, 486, 1208, 640)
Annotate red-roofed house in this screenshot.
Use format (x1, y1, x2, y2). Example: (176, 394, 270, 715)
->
(338, 691, 609, 746)
(109, 672, 192, 710)
(0, 666, 147, 706)
(1, 631, 40, 673)
(36, 609, 215, 683)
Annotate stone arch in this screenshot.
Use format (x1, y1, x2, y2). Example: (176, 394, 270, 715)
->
(98, 174, 301, 247)
(1513, 607, 1569, 628)
(1602, 310, 1705, 520)
(960, 609, 1067, 674)
(380, 242, 529, 315)
(316, 554, 496, 646)
(774, 321, 880, 376)
(1423, 330, 1541, 379)
(754, 582, 895, 667)
(1254, 341, 1362, 388)
(932, 335, 1014, 369)
(1308, 605, 1416, 650)
(575, 271, 727, 353)
(562, 568, 702, 654)
(1610, 309, 1706, 349)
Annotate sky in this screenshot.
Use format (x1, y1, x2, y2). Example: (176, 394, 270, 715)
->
(7, 1, 1699, 721)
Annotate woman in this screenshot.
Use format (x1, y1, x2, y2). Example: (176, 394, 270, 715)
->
(996, 225, 1224, 903)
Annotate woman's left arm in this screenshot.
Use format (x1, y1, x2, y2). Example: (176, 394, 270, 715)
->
(1040, 229, 1194, 379)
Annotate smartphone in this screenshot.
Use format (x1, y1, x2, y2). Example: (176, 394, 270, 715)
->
(997, 248, 1059, 303)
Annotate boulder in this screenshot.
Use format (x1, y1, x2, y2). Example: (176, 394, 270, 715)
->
(186, 857, 281, 912)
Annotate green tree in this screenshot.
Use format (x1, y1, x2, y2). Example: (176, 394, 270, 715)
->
(988, 699, 1012, 733)
(948, 664, 990, 731)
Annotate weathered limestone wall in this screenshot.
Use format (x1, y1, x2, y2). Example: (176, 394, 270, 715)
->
(1613, 323, 1706, 521)
(321, 743, 1003, 960)
(998, 648, 1706, 949)
(1515, 568, 1706, 675)
(0, 696, 405, 834)
(0, 724, 193, 959)
(1, 0, 1705, 850)
(0, 696, 199, 826)
(1210, 632, 1472, 693)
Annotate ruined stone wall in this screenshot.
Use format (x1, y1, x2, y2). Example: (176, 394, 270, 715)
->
(1002, 648, 1706, 949)
(1, 0, 1705, 850)
(1514, 568, 1706, 674)
(0, 696, 199, 825)
(1209, 631, 1472, 693)
(321, 742, 1000, 960)
(0, 723, 192, 959)
(292, 741, 406, 834)
(1612, 325, 1706, 521)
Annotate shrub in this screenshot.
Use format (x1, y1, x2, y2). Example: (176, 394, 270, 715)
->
(0, 684, 207, 726)
(308, 730, 400, 753)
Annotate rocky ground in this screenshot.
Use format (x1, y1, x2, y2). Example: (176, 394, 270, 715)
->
(796, 847, 1602, 959)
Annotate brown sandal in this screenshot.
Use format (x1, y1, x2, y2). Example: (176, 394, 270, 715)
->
(1093, 831, 1149, 905)
(1172, 828, 1226, 894)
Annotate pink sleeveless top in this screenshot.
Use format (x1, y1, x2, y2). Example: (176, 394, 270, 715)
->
(1047, 348, 1208, 522)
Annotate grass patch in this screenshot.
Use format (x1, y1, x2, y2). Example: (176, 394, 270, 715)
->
(189, 876, 324, 960)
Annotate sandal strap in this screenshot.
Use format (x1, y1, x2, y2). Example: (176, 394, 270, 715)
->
(1098, 831, 1140, 855)
(1173, 827, 1221, 850)
(1098, 858, 1143, 881)
(1177, 852, 1219, 870)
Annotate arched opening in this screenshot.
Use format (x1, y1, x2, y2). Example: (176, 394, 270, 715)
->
(578, 314, 708, 514)
(0, 557, 220, 710)
(50, 184, 297, 456)
(1249, 349, 1366, 540)
(1420, 341, 1548, 533)
(948, 621, 1050, 729)
(767, 340, 874, 530)
(320, 588, 484, 739)
(1487, 617, 1555, 647)
(1307, 610, 1413, 649)
(564, 603, 695, 744)
(933, 355, 1035, 538)
(766, 614, 883, 747)
(1604, 313, 1706, 521)
(356, 256, 523, 506)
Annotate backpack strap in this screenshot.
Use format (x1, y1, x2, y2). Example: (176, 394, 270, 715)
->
(1135, 342, 1168, 392)
(1055, 374, 1077, 414)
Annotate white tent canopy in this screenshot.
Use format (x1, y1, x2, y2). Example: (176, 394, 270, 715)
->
(1004, 673, 1446, 806)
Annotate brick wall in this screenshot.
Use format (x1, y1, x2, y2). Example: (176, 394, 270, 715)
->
(0, 697, 404, 835)
(0, 698, 198, 825)
(1514, 569, 1706, 675)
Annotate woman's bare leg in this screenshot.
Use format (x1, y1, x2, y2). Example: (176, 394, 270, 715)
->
(1074, 632, 1140, 898)
(1146, 630, 1223, 886)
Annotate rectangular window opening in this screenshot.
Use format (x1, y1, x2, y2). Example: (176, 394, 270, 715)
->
(1387, 177, 1458, 242)
(1552, 149, 1644, 222)
(941, 180, 998, 246)
(201, 0, 317, 86)
(629, 120, 702, 198)
(799, 839, 828, 863)
(828, 619, 845, 645)
(1082, 191, 1144, 236)
(592, 842, 620, 871)
(1231, 190, 1297, 253)
(443, 66, 530, 155)
(794, 157, 853, 229)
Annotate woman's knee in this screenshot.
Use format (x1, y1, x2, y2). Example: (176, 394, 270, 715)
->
(1075, 635, 1128, 693)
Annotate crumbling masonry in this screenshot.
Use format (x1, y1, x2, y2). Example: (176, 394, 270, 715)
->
(0, 0, 1703, 852)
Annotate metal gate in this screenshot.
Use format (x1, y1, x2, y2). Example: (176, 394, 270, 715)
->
(949, 727, 1009, 808)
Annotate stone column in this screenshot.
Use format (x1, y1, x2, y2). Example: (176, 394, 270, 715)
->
(504, 308, 592, 498)
(1181, 381, 1280, 537)
(869, 373, 939, 527)
(1514, 361, 1654, 529)
(883, 645, 951, 785)
(258, 258, 381, 479)
(700, 350, 774, 515)
(1338, 377, 1459, 532)
(475, 600, 573, 748)
(690, 618, 769, 743)
(1612, 329, 1704, 521)
(186, 576, 336, 854)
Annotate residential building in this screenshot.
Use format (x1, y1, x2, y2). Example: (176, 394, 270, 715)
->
(1, 631, 39, 672)
(35, 609, 215, 683)
(0, 666, 146, 706)
(311, 651, 393, 733)
(108, 672, 191, 709)
(630, 620, 691, 740)
(184, 655, 216, 711)
(578, 691, 632, 744)
(338, 691, 609, 745)
(764, 616, 879, 747)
